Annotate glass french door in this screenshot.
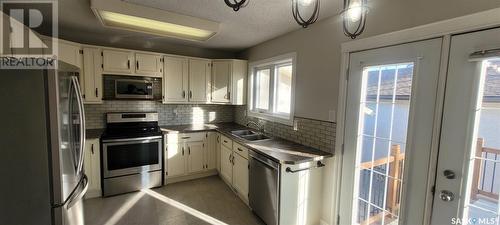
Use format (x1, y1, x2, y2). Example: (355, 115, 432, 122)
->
(430, 28, 500, 225)
(339, 38, 443, 225)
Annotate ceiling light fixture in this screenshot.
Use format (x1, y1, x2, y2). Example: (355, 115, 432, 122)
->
(97, 11, 215, 41)
(224, 0, 248, 11)
(341, 0, 368, 39)
(292, 0, 320, 28)
(91, 0, 219, 41)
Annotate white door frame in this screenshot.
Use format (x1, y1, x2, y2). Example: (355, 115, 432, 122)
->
(332, 7, 500, 225)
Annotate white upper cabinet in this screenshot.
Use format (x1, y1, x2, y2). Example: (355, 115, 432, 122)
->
(82, 47, 102, 104)
(163, 56, 189, 103)
(135, 53, 162, 77)
(188, 59, 210, 102)
(212, 60, 231, 103)
(211, 59, 247, 105)
(58, 41, 82, 69)
(102, 49, 134, 74)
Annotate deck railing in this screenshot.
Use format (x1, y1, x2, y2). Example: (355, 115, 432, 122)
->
(471, 138, 500, 201)
(359, 144, 405, 225)
(358, 138, 499, 225)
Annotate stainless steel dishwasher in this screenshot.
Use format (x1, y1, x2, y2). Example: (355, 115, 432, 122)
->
(249, 150, 280, 225)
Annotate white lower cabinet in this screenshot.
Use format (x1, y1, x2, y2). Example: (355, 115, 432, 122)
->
(215, 133, 221, 172)
(220, 144, 233, 184)
(279, 161, 324, 225)
(218, 134, 249, 203)
(165, 132, 216, 182)
(166, 143, 186, 177)
(206, 132, 218, 170)
(83, 138, 101, 198)
(187, 141, 204, 173)
(232, 152, 249, 201)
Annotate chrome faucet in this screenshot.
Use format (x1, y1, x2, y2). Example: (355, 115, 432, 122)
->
(247, 120, 264, 133)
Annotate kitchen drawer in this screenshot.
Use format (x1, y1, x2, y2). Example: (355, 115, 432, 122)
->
(220, 135, 233, 148)
(166, 132, 206, 143)
(233, 142, 248, 159)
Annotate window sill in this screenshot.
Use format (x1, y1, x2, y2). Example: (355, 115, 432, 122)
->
(247, 110, 294, 126)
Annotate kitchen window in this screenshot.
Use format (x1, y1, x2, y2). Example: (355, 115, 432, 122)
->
(248, 53, 296, 125)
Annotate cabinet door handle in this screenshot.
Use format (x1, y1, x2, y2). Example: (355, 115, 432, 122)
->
(223, 140, 228, 143)
(217, 136, 220, 143)
(91, 144, 94, 154)
(189, 90, 192, 99)
(237, 148, 243, 152)
(136, 61, 139, 70)
(182, 91, 186, 98)
(188, 147, 191, 155)
(182, 147, 185, 156)
(95, 88, 98, 97)
(229, 154, 232, 163)
(127, 60, 130, 69)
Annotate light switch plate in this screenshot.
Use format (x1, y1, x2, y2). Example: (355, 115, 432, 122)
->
(328, 110, 336, 122)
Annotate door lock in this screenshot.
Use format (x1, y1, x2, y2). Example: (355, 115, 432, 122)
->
(443, 170, 456, 179)
(439, 190, 455, 202)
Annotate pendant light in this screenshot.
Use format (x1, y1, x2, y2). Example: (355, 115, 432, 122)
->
(341, 0, 368, 39)
(292, 0, 320, 28)
(224, 0, 247, 11)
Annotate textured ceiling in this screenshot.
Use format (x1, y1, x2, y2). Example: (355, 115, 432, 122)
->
(57, 0, 341, 53)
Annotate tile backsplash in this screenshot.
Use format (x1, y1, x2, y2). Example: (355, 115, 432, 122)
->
(84, 101, 235, 129)
(234, 106, 336, 153)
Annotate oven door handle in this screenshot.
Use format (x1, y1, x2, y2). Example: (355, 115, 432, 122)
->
(102, 136, 163, 143)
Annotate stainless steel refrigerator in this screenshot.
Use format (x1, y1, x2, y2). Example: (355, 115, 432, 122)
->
(0, 62, 88, 225)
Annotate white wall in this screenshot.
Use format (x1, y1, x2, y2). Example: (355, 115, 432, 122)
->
(239, 2, 500, 225)
(238, 0, 500, 122)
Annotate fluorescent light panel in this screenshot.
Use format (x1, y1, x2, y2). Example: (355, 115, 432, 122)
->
(97, 10, 216, 41)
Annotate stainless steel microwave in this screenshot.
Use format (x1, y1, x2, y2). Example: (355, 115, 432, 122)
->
(115, 79, 153, 99)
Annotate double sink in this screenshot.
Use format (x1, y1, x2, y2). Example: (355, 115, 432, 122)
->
(231, 129, 271, 142)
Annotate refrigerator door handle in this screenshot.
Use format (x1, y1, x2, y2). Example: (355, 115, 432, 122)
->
(71, 76, 86, 175)
(53, 174, 88, 209)
(66, 174, 88, 209)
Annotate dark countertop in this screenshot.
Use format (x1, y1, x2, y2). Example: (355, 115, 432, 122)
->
(86, 129, 104, 139)
(161, 122, 333, 165)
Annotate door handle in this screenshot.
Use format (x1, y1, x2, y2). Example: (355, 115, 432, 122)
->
(182, 147, 185, 156)
(189, 91, 192, 99)
(95, 88, 98, 97)
(237, 148, 243, 152)
(91, 144, 94, 155)
(127, 60, 130, 69)
(182, 91, 186, 98)
(136, 61, 139, 70)
(439, 190, 455, 202)
(443, 170, 456, 179)
(188, 147, 191, 155)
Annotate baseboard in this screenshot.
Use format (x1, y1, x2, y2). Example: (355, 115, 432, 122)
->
(165, 170, 218, 184)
